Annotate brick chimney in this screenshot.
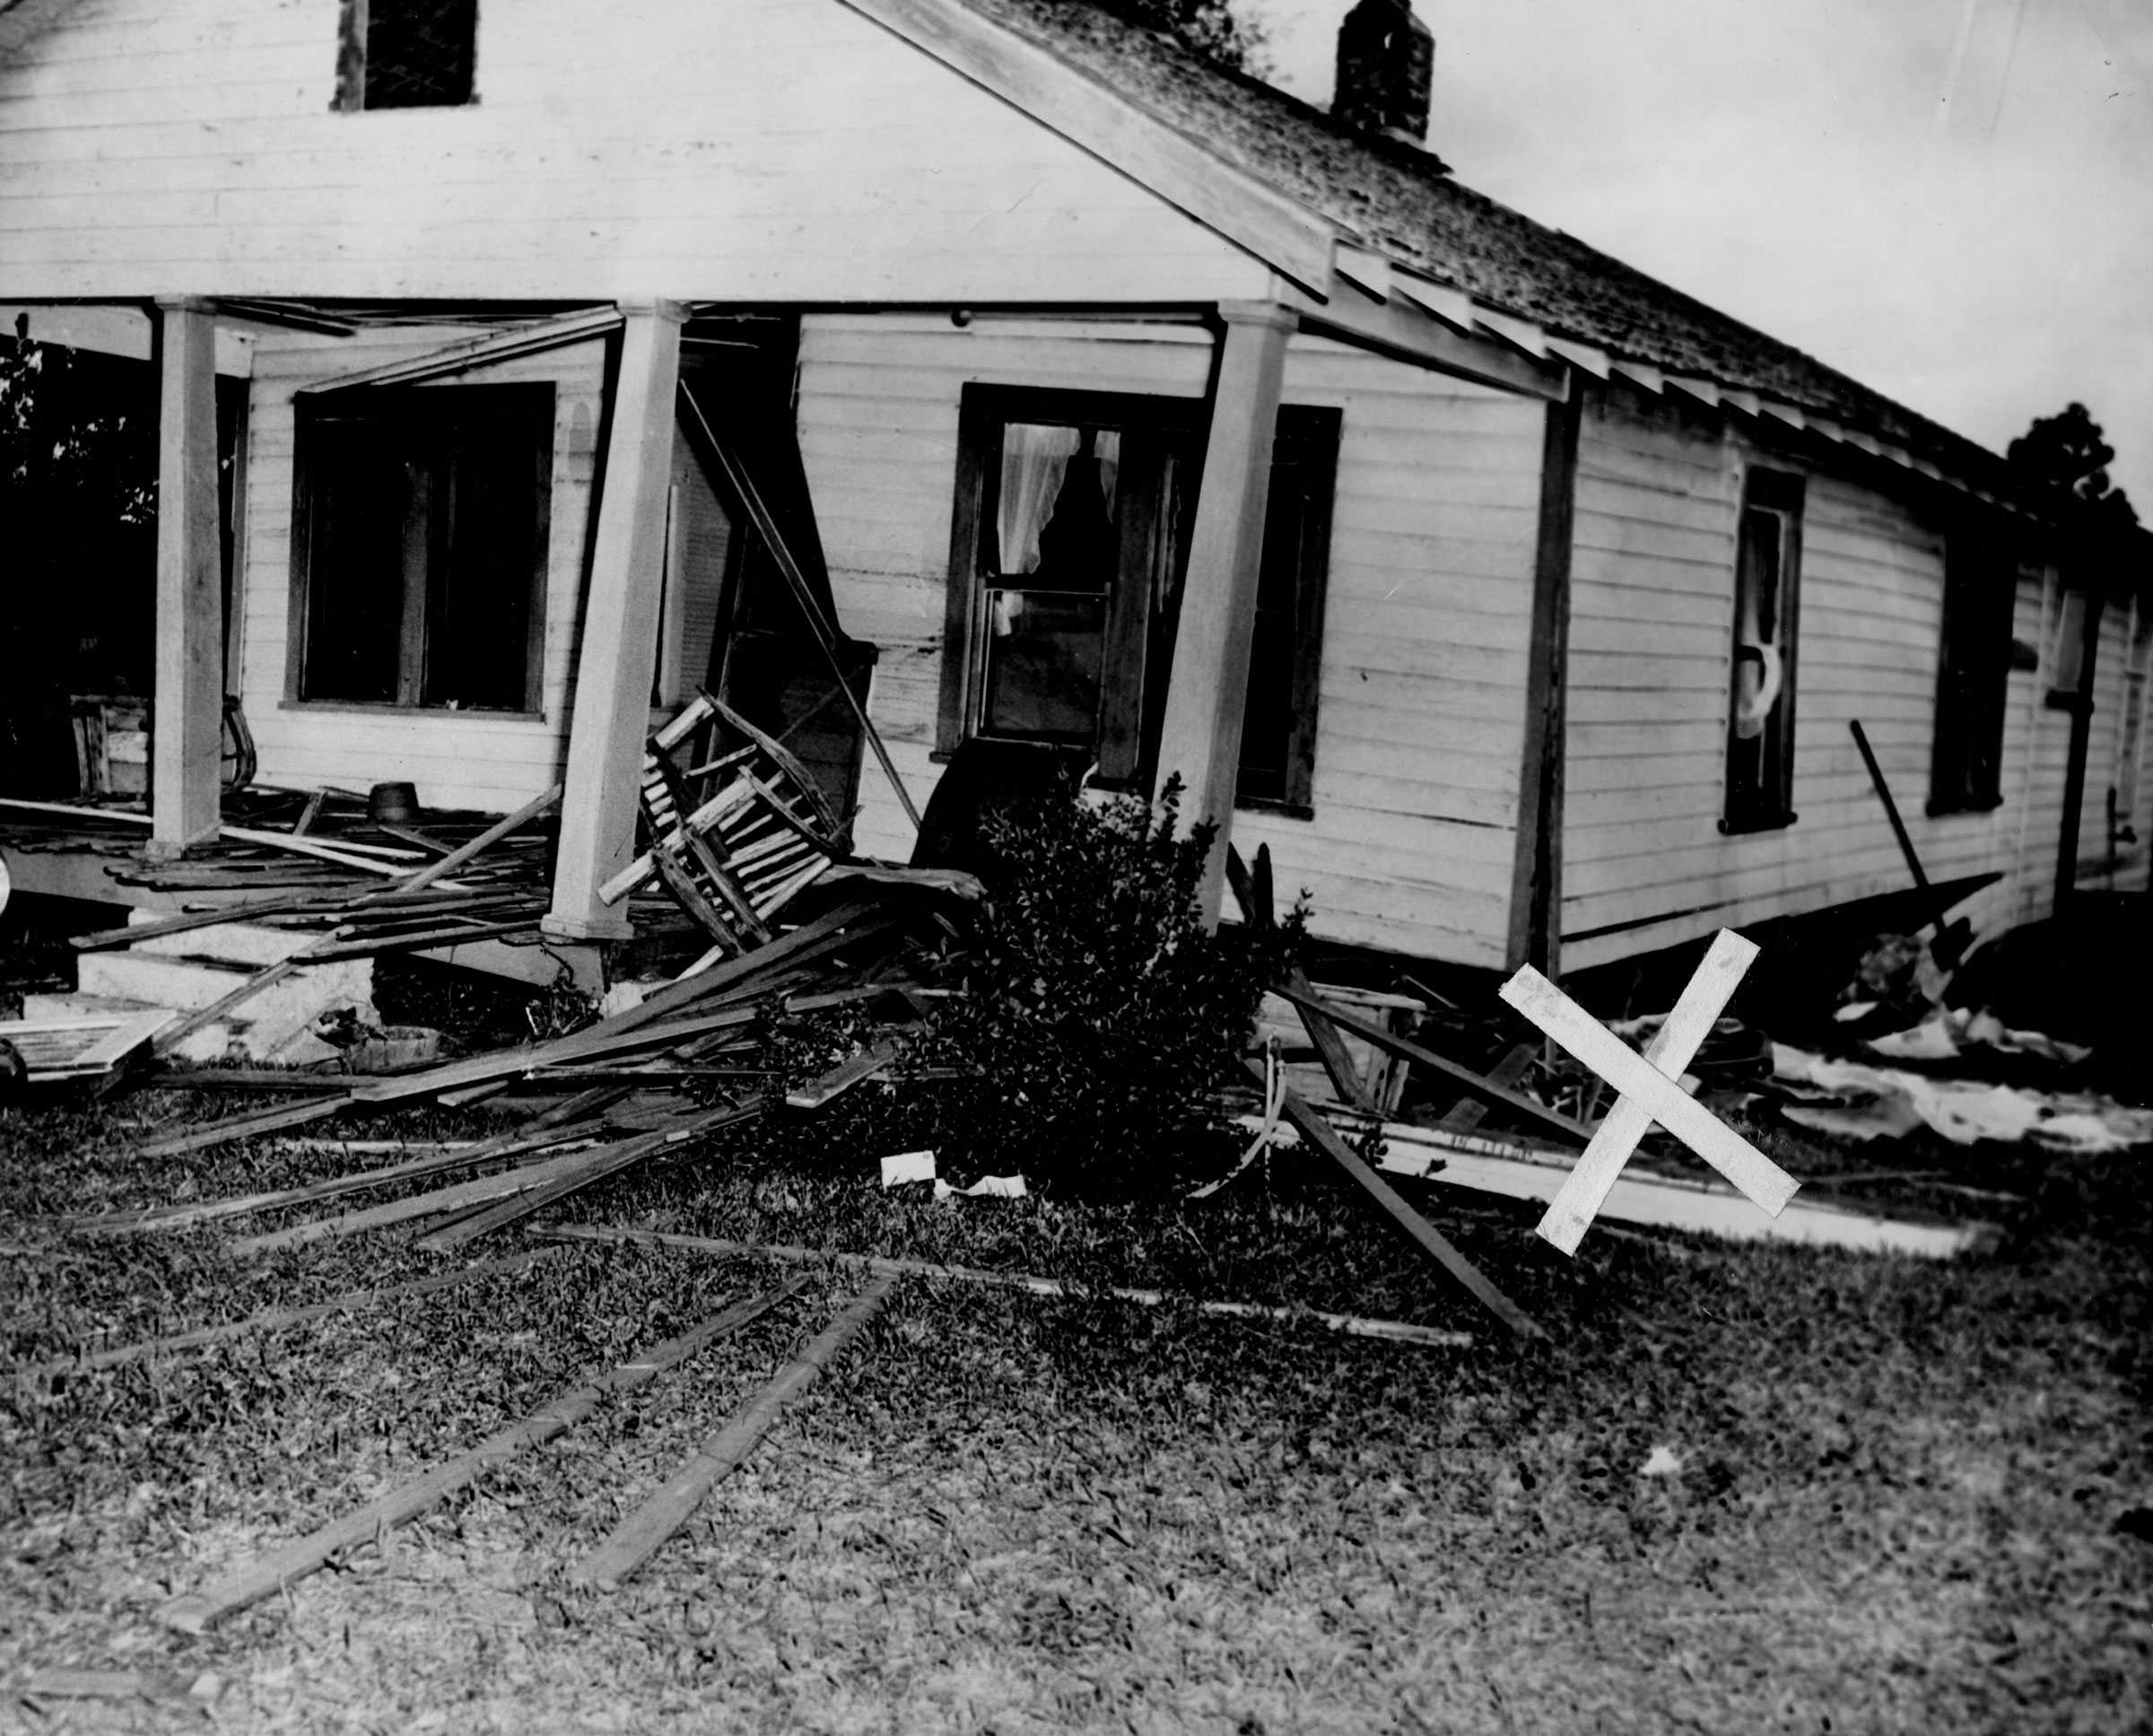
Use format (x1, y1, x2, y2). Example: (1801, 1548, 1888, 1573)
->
(1333, 0, 1434, 145)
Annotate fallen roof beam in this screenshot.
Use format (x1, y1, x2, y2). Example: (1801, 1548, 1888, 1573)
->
(297, 307, 623, 394)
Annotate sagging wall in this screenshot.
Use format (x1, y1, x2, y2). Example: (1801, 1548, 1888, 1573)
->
(1561, 385, 2097, 970)
(236, 327, 605, 812)
(797, 314, 1547, 968)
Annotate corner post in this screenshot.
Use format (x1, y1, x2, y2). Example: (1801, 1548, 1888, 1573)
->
(150, 296, 224, 854)
(546, 301, 686, 941)
(1153, 301, 1294, 925)
(2053, 580, 2106, 912)
(1506, 377, 1583, 974)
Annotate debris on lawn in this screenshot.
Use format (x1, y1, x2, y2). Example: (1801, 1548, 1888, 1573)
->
(538, 1224, 1477, 1351)
(156, 1278, 807, 1634)
(573, 1274, 897, 1591)
(1772, 1044, 2153, 1152)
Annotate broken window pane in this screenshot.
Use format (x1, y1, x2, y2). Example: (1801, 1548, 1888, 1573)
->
(1724, 471, 1803, 830)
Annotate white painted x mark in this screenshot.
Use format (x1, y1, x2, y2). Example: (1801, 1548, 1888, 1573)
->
(1499, 929, 1800, 1255)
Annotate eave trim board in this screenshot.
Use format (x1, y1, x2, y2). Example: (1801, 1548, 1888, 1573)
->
(839, 0, 1338, 296)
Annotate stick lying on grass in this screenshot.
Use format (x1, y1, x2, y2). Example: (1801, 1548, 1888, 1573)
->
(536, 1225, 1477, 1350)
(1259, 1062, 1547, 1342)
(409, 1100, 763, 1253)
(156, 1276, 805, 1635)
(25, 1248, 567, 1381)
(576, 1275, 897, 1589)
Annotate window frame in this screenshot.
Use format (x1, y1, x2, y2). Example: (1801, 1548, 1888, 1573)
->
(284, 380, 554, 717)
(937, 383, 1338, 811)
(1234, 404, 1341, 816)
(1720, 465, 1805, 835)
(1928, 527, 2017, 816)
(334, 0, 480, 113)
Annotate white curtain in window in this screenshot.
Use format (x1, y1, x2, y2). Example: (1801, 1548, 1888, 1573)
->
(1732, 506, 1784, 740)
(995, 424, 1120, 576)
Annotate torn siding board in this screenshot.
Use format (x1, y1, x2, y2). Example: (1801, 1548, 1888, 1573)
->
(794, 315, 1544, 968)
(0, 0, 1272, 304)
(236, 327, 603, 814)
(1559, 388, 2038, 971)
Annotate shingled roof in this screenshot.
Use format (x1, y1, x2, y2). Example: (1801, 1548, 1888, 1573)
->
(954, 0, 2005, 488)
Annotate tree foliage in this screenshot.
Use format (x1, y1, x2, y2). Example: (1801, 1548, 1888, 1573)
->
(2008, 401, 2138, 537)
(1095, 0, 1268, 74)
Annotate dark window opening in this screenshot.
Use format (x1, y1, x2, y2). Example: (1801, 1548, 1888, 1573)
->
(336, 0, 478, 112)
(1236, 406, 1340, 812)
(1930, 532, 2016, 815)
(938, 385, 1338, 807)
(291, 383, 551, 711)
(1722, 467, 1803, 833)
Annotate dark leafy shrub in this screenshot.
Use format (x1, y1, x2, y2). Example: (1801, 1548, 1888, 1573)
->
(928, 774, 1303, 1191)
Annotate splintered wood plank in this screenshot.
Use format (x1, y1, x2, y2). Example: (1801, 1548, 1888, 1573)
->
(784, 1042, 898, 1110)
(155, 1280, 805, 1635)
(1439, 1042, 1538, 1134)
(574, 1275, 897, 1590)
(1285, 967, 1382, 1113)
(539, 1224, 1476, 1349)
(1272, 982, 1591, 1147)
(26, 1249, 568, 1380)
(1499, 954, 1800, 1246)
(135, 1095, 353, 1159)
(1260, 1064, 1546, 1341)
(410, 1101, 762, 1252)
(1518, 930, 1757, 1253)
(226, 1146, 606, 1258)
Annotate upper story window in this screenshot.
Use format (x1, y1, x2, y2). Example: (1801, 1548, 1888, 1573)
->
(336, 0, 478, 112)
(1722, 467, 1804, 833)
(1929, 532, 2017, 815)
(289, 383, 553, 712)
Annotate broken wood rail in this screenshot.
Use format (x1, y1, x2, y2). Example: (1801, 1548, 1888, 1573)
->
(156, 1278, 805, 1635)
(538, 1224, 1477, 1350)
(575, 1274, 898, 1590)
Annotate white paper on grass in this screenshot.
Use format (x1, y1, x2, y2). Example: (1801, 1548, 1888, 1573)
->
(879, 1149, 937, 1188)
(936, 1174, 1027, 1200)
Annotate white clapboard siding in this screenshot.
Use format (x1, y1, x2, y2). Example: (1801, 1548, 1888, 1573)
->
(1559, 390, 2068, 972)
(235, 327, 605, 814)
(0, 0, 1271, 305)
(795, 316, 1546, 968)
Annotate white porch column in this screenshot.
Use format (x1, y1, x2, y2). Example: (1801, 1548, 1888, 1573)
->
(150, 296, 224, 854)
(1153, 301, 1294, 923)
(545, 301, 686, 941)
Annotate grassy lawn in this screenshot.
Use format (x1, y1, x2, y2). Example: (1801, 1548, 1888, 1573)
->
(4, 1079, 2148, 1734)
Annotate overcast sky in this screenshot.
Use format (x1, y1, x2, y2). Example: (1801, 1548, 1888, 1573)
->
(1250, 0, 2153, 512)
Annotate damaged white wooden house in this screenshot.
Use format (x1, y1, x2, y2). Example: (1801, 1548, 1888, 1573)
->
(2, 0, 2149, 1002)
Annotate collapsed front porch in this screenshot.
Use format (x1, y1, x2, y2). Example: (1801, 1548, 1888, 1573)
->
(6, 286, 1573, 986)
